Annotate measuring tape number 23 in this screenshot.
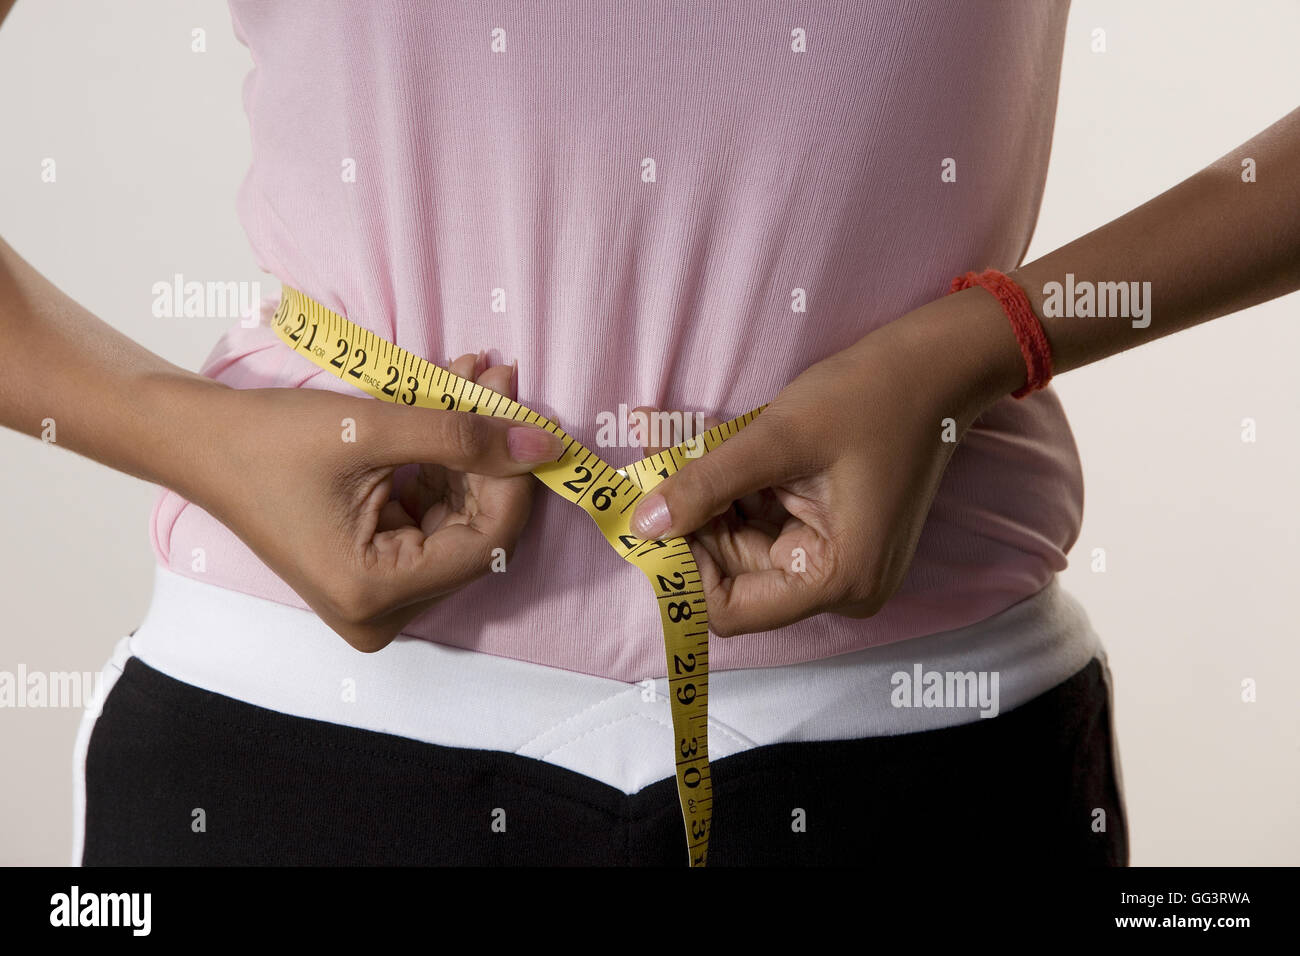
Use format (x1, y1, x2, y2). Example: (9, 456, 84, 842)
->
(271, 286, 766, 867)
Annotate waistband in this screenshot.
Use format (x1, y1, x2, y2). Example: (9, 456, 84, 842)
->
(118, 565, 1103, 794)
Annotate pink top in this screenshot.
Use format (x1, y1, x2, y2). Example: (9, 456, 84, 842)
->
(150, 0, 1083, 682)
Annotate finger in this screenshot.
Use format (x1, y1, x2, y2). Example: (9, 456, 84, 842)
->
(629, 412, 801, 540)
(362, 506, 529, 615)
(392, 356, 528, 523)
(458, 463, 534, 547)
(376, 497, 416, 532)
(691, 524, 836, 637)
(361, 385, 562, 476)
(449, 351, 479, 379)
(335, 460, 529, 648)
(702, 565, 826, 637)
(391, 353, 489, 520)
(475, 360, 513, 403)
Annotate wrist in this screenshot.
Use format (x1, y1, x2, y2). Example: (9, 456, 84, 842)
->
(129, 370, 234, 499)
(872, 287, 1027, 423)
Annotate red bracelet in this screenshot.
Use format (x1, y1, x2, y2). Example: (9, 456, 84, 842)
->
(949, 268, 1053, 399)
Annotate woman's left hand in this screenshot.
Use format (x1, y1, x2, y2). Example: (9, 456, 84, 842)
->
(628, 289, 1023, 637)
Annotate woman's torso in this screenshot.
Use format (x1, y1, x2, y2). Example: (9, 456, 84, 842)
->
(150, 0, 1083, 681)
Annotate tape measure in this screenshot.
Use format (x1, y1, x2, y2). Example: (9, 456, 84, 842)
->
(270, 285, 766, 866)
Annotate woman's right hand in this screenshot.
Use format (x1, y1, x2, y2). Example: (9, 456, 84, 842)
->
(188, 352, 562, 653)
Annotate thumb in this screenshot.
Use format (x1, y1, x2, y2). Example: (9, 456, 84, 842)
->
(364, 402, 564, 476)
(630, 414, 792, 539)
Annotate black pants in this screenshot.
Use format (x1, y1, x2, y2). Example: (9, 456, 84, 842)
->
(81, 656, 1128, 866)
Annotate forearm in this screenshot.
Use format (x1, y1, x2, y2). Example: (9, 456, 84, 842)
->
(1009, 105, 1300, 375)
(0, 235, 230, 498)
(869, 105, 1300, 414)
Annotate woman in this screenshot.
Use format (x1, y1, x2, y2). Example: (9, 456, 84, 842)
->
(3, 1, 1296, 865)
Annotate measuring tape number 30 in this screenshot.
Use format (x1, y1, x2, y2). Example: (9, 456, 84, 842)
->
(271, 286, 766, 867)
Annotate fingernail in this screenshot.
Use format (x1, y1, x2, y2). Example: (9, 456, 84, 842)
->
(473, 350, 488, 378)
(509, 359, 518, 401)
(508, 426, 561, 463)
(632, 493, 671, 538)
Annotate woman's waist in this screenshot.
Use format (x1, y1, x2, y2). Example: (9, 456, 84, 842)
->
(152, 484, 1075, 678)
(125, 558, 1102, 794)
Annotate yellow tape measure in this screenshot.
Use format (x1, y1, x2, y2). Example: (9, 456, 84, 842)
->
(271, 286, 766, 866)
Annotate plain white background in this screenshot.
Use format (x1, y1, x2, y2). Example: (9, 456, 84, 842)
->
(1, 0, 1296, 865)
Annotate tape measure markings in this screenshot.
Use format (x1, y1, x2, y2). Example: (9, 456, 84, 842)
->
(273, 286, 766, 865)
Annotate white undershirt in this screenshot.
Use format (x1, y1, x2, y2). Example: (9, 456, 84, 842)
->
(72, 564, 1103, 862)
